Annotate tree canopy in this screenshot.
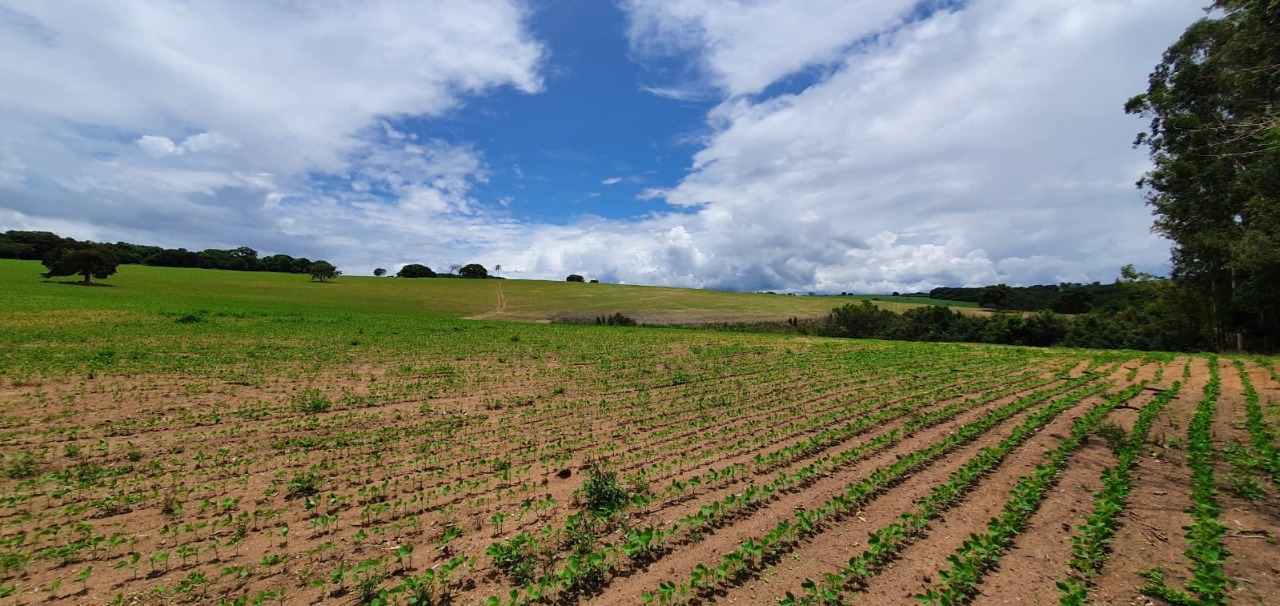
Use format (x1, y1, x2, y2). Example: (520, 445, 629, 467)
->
(566, 274, 585, 282)
(459, 263, 488, 279)
(397, 264, 436, 278)
(41, 244, 119, 284)
(308, 260, 339, 282)
(1126, 0, 1280, 350)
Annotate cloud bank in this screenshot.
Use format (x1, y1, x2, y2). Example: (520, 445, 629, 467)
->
(0, 0, 1206, 292)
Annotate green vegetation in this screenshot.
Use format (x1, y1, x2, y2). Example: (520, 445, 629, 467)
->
(0, 259, 973, 344)
(1126, 0, 1280, 351)
(1057, 382, 1183, 604)
(1, 254, 1274, 604)
(1140, 358, 1231, 606)
(40, 243, 119, 285)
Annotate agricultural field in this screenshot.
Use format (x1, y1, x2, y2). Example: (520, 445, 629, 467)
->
(0, 261, 982, 327)
(0, 262, 1278, 605)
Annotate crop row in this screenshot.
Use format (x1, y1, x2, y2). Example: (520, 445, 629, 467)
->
(634, 371, 1116, 605)
(1233, 360, 1279, 488)
(782, 384, 1143, 604)
(914, 382, 1148, 604)
(1139, 357, 1229, 606)
(480, 365, 1073, 604)
(1055, 380, 1183, 604)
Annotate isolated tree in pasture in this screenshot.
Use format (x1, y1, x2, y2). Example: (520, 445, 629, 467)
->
(309, 260, 339, 282)
(459, 263, 488, 279)
(397, 264, 436, 278)
(566, 274, 585, 282)
(373, 267, 387, 277)
(1127, 0, 1280, 350)
(41, 244, 118, 284)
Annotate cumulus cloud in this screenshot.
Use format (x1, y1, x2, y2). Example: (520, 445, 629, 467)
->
(542, 0, 1205, 291)
(624, 0, 920, 97)
(0, 0, 543, 259)
(0, 0, 1208, 294)
(137, 132, 239, 157)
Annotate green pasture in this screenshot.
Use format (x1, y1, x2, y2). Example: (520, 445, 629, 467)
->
(0, 259, 978, 322)
(0, 259, 985, 380)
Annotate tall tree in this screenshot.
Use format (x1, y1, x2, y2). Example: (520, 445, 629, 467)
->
(41, 244, 119, 284)
(1126, 0, 1280, 351)
(459, 263, 489, 279)
(308, 260, 339, 282)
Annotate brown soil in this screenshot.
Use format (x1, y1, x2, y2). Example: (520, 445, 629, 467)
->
(1, 351, 1277, 606)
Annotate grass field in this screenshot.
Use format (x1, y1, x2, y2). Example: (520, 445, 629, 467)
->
(0, 261, 979, 326)
(0, 262, 1278, 606)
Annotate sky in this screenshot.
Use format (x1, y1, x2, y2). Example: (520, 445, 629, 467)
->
(0, 0, 1208, 293)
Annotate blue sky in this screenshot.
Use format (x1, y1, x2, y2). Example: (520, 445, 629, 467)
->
(445, 0, 709, 224)
(0, 0, 1207, 292)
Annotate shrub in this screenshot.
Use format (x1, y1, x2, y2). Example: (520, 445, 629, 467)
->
(595, 313, 637, 327)
(580, 460, 629, 516)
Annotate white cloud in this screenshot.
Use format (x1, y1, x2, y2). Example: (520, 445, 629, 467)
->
(137, 132, 239, 157)
(601, 177, 623, 185)
(624, 0, 919, 97)
(541, 0, 1204, 291)
(1, 0, 1208, 294)
(0, 0, 544, 259)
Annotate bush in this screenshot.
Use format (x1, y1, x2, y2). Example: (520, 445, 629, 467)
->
(566, 274, 585, 282)
(595, 313, 637, 327)
(580, 461, 629, 516)
(295, 388, 331, 414)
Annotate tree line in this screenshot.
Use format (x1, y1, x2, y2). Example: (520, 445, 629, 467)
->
(2, 229, 508, 284)
(1124, 0, 1279, 351)
(0, 230, 324, 274)
(1, 230, 341, 283)
(928, 268, 1157, 314)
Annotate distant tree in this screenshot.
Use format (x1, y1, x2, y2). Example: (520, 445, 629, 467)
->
(309, 260, 339, 282)
(373, 267, 387, 277)
(260, 253, 298, 273)
(459, 263, 488, 279)
(590, 279, 599, 283)
(1051, 287, 1095, 314)
(41, 244, 119, 284)
(448, 264, 462, 275)
(397, 264, 436, 278)
(493, 264, 502, 275)
(566, 274, 585, 282)
(1, 230, 69, 260)
(230, 246, 260, 271)
(145, 247, 202, 268)
(978, 284, 1014, 311)
(0, 241, 34, 259)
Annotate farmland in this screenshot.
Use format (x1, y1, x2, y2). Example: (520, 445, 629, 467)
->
(0, 262, 1278, 605)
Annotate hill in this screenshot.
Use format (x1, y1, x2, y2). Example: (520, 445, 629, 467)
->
(0, 260, 981, 325)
